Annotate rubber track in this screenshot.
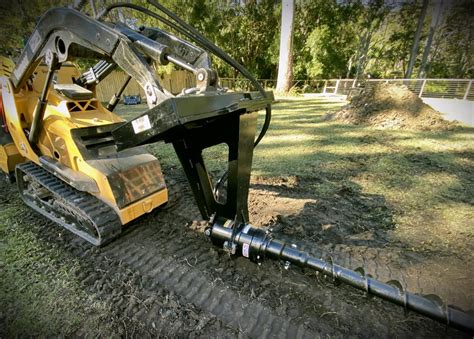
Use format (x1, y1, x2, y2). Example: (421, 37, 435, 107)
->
(16, 162, 122, 246)
(27, 177, 324, 337)
(3, 209, 236, 337)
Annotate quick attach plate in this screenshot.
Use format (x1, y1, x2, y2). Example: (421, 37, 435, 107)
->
(111, 91, 273, 150)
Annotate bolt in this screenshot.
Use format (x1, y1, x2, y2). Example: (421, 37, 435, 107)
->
(197, 72, 205, 81)
(45, 49, 54, 66)
(145, 84, 157, 104)
(204, 228, 211, 237)
(284, 261, 291, 270)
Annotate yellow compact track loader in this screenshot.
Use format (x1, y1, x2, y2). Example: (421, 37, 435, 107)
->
(0, 4, 271, 246)
(1, 58, 168, 245)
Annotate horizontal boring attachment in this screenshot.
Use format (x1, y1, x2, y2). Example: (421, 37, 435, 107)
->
(209, 219, 474, 335)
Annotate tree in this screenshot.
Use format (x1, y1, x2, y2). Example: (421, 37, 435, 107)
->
(418, 0, 445, 78)
(303, 1, 361, 79)
(276, 0, 295, 93)
(354, 0, 391, 79)
(372, 1, 420, 78)
(0, 0, 69, 57)
(428, 0, 473, 78)
(0, 0, 470, 81)
(405, 0, 429, 78)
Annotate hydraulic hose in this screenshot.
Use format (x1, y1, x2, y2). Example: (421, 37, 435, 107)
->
(145, 0, 271, 147)
(99, 1, 272, 199)
(106, 75, 131, 111)
(98, 1, 271, 147)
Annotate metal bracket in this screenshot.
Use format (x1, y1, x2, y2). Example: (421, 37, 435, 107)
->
(172, 110, 258, 224)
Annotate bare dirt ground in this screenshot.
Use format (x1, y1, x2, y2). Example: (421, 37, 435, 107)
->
(1, 98, 473, 337)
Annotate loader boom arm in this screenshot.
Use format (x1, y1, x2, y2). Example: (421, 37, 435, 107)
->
(10, 6, 272, 226)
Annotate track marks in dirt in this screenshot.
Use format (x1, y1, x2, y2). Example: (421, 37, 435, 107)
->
(249, 176, 474, 312)
(97, 208, 322, 338)
(1, 172, 471, 337)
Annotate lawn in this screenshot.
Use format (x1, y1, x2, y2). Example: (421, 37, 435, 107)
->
(117, 96, 473, 255)
(1, 96, 472, 336)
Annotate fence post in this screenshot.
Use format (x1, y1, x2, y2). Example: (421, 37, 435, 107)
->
(464, 80, 472, 100)
(323, 80, 328, 94)
(419, 79, 427, 98)
(335, 79, 340, 94)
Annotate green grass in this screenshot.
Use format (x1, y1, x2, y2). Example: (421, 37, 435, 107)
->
(1, 97, 472, 335)
(0, 201, 112, 337)
(115, 96, 473, 254)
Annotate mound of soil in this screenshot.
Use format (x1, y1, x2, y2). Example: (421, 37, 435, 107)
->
(331, 83, 458, 130)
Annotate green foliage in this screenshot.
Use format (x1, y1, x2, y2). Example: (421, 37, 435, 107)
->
(0, 0, 470, 79)
(428, 1, 473, 78)
(366, 1, 420, 78)
(0, 0, 70, 57)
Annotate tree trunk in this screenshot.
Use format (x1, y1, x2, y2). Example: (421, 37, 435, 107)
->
(405, 0, 429, 78)
(346, 55, 354, 78)
(418, 0, 444, 78)
(276, 0, 295, 93)
(355, 30, 373, 79)
(89, 0, 98, 18)
(72, 0, 88, 11)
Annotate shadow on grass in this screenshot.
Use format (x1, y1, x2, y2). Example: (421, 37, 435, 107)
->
(113, 99, 473, 254)
(249, 99, 474, 253)
(251, 178, 396, 248)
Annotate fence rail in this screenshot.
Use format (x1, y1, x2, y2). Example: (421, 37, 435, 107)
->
(219, 78, 473, 101)
(96, 75, 474, 102)
(321, 78, 474, 101)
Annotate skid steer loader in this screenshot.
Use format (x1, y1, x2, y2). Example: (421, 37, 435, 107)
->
(0, 1, 472, 334)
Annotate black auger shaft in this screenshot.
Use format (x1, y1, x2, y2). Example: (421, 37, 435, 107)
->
(209, 220, 474, 334)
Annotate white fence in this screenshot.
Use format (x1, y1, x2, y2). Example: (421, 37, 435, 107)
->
(322, 79, 473, 101)
(219, 78, 473, 101)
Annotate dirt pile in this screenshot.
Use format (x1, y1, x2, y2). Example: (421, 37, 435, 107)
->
(332, 83, 458, 130)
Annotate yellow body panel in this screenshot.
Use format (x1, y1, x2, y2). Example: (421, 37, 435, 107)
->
(0, 57, 24, 173)
(1, 63, 167, 225)
(120, 188, 168, 224)
(1, 78, 40, 164)
(0, 142, 24, 173)
(0, 56, 14, 77)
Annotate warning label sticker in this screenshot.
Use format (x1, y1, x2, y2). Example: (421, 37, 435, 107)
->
(132, 115, 152, 134)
